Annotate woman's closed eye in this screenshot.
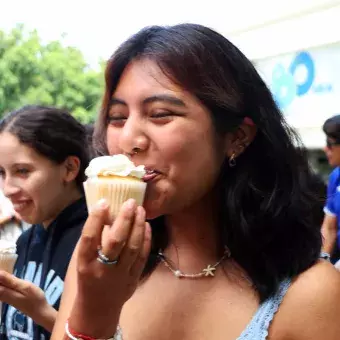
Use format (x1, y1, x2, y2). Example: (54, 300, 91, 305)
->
(150, 111, 177, 119)
(149, 111, 184, 125)
(107, 110, 182, 126)
(107, 115, 127, 127)
(16, 168, 30, 176)
(108, 115, 126, 122)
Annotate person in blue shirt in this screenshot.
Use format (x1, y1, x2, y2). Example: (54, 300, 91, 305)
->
(321, 114, 340, 263)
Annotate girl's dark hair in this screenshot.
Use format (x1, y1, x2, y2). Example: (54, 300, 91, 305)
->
(84, 123, 96, 160)
(323, 114, 340, 140)
(0, 105, 89, 190)
(94, 24, 322, 301)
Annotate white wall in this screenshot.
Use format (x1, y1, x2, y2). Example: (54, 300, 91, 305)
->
(222, 0, 340, 149)
(226, 0, 340, 60)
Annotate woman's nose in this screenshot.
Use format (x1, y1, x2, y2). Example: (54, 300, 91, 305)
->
(118, 116, 149, 155)
(2, 177, 21, 198)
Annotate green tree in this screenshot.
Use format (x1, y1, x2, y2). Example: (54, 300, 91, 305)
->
(0, 24, 104, 123)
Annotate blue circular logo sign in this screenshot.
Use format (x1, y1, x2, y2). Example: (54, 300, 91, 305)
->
(271, 51, 315, 109)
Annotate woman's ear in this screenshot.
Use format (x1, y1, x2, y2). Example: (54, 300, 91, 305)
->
(225, 120, 257, 158)
(62, 156, 81, 184)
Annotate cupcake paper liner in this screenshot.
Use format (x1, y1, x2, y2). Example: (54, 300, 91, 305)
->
(0, 254, 18, 274)
(84, 177, 146, 220)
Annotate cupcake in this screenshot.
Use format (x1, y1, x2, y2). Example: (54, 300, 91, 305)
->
(0, 240, 18, 274)
(84, 154, 147, 220)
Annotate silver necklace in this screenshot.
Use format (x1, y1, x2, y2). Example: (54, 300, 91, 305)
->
(158, 248, 231, 279)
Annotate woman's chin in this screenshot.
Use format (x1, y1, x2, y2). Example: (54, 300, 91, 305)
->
(143, 200, 164, 220)
(144, 208, 163, 221)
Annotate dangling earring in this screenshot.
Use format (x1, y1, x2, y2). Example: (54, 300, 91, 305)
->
(229, 153, 236, 167)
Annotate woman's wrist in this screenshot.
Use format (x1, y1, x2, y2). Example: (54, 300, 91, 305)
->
(68, 296, 122, 339)
(35, 304, 57, 332)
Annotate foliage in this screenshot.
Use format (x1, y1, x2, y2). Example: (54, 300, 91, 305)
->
(0, 24, 104, 123)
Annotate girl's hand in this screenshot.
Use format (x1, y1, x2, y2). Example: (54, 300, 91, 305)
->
(68, 198, 152, 338)
(0, 271, 56, 331)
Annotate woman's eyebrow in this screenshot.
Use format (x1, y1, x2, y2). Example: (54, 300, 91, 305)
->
(143, 95, 186, 107)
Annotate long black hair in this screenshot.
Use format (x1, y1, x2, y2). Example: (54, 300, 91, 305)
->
(94, 24, 322, 301)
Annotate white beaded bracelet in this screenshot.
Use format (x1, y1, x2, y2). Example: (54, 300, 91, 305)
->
(65, 321, 115, 340)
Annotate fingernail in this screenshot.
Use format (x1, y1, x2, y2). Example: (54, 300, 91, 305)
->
(125, 199, 136, 210)
(137, 205, 145, 217)
(95, 199, 108, 210)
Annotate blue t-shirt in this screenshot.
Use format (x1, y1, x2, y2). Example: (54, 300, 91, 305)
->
(324, 167, 340, 250)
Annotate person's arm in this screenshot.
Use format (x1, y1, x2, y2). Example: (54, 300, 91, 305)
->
(273, 261, 340, 340)
(0, 271, 57, 332)
(51, 199, 151, 340)
(321, 214, 337, 253)
(321, 171, 339, 254)
(50, 242, 79, 339)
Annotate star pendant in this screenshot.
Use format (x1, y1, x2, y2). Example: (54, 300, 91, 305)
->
(203, 265, 216, 277)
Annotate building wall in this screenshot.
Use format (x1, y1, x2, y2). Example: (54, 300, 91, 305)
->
(224, 2, 340, 136)
(223, 1, 340, 177)
(226, 0, 340, 60)
(255, 44, 340, 147)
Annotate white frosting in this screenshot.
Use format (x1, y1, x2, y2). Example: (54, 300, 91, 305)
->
(85, 154, 146, 179)
(0, 240, 17, 254)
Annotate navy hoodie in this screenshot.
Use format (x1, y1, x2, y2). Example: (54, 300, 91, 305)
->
(1, 197, 87, 340)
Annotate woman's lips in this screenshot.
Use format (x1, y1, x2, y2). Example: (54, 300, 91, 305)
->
(143, 169, 160, 182)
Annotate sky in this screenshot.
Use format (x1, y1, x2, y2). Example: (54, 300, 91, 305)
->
(1, 0, 250, 66)
(0, 0, 337, 67)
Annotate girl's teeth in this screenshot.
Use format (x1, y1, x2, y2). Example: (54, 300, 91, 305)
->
(14, 202, 28, 210)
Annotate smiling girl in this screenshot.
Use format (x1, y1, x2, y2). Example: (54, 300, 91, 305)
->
(53, 24, 340, 340)
(0, 106, 90, 340)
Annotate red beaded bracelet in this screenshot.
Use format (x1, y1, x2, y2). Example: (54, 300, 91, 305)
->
(65, 321, 115, 340)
